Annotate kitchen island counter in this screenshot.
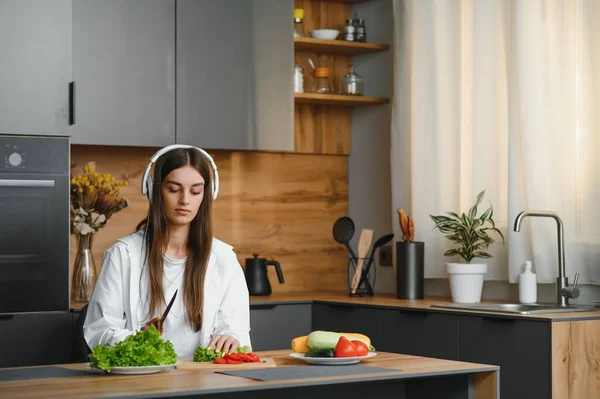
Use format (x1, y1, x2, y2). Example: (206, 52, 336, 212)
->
(0, 350, 498, 399)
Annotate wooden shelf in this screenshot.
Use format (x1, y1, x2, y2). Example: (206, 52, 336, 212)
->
(295, 93, 389, 106)
(294, 37, 389, 56)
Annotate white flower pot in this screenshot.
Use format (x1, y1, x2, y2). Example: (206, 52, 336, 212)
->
(446, 263, 487, 303)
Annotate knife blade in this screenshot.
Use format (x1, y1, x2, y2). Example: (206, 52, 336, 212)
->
(160, 289, 178, 322)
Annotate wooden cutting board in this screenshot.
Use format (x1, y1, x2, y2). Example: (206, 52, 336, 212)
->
(176, 357, 276, 370)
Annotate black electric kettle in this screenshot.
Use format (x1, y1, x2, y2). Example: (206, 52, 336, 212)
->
(244, 254, 284, 296)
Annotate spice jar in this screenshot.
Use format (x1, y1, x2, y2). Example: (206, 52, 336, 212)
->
(293, 9, 304, 38)
(344, 16, 355, 41)
(294, 62, 304, 93)
(341, 65, 364, 96)
(355, 18, 366, 42)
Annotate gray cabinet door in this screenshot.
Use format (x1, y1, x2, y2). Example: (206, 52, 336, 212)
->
(0, 0, 71, 135)
(311, 303, 381, 346)
(71, 0, 175, 146)
(176, 0, 293, 151)
(0, 313, 73, 367)
(459, 315, 551, 399)
(250, 304, 311, 351)
(379, 309, 459, 360)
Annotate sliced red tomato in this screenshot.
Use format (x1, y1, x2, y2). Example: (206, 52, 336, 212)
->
(334, 336, 357, 357)
(352, 340, 369, 356)
(225, 359, 243, 364)
(246, 353, 261, 362)
(213, 357, 227, 364)
(224, 353, 243, 362)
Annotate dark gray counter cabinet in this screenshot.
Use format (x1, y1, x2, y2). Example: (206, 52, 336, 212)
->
(0, 313, 74, 368)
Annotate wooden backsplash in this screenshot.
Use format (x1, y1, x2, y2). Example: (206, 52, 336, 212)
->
(70, 145, 349, 293)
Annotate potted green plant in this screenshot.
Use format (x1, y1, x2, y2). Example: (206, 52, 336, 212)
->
(430, 190, 504, 303)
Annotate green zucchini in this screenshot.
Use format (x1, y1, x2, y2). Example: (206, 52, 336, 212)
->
(305, 349, 334, 358)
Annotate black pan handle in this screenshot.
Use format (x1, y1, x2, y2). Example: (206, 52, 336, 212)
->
(69, 81, 75, 125)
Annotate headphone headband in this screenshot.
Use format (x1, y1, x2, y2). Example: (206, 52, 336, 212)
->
(141, 144, 219, 201)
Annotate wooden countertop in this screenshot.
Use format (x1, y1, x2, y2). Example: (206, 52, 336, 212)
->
(0, 350, 498, 399)
(72, 291, 600, 320)
(250, 292, 600, 320)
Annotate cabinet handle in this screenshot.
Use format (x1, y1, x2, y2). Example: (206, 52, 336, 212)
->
(250, 304, 277, 310)
(69, 81, 75, 125)
(0, 315, 14, 321)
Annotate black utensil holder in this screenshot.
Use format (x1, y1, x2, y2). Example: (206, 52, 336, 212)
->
(347, 257, 375, 297)
(396, 241, 424, 299)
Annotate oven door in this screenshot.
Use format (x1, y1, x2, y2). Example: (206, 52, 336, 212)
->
(0, 174, 69, 313)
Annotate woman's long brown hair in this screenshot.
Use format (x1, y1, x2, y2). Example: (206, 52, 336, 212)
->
(136, 148, 214, 331)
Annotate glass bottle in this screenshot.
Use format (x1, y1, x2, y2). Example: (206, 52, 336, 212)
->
(313, 67, 333, 94)
(341, 65, 364, 96)
(293, 9, 304, 38)
(294, 62, 304, 93)
(344, 16, 355, 41)
(355, 18, 367, 42)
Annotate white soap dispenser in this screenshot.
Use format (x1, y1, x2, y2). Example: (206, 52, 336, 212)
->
(519, 261, 537, 304)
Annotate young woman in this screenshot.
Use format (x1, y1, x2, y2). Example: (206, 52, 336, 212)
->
(84, 146, 251, 357)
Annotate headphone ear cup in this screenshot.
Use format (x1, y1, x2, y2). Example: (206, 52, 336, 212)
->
(146, 175, 154, 203)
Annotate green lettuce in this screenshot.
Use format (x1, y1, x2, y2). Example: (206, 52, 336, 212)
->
(89, 326, 177, 372)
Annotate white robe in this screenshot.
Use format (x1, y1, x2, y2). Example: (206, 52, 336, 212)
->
(83, 230, 251, 357)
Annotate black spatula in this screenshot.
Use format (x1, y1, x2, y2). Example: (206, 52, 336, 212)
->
(332, 216, 358, 259)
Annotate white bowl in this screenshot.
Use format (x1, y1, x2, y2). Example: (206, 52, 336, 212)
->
(309, 29, 340, 40)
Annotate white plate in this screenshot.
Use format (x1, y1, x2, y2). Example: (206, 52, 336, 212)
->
(87, 362, 178, 375)
(289, 352, 377, 365)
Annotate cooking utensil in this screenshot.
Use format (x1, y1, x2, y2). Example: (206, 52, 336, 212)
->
(357, 233, 394, 293)
(333, 216, 358, 259)
(160, 289, 178, 322)
(350, 229, 373, 294)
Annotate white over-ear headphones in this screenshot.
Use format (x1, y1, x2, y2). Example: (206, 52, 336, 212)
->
(141, 144, 219, 202)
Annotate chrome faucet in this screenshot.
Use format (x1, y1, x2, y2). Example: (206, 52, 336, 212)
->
(513, 211, 580, 306)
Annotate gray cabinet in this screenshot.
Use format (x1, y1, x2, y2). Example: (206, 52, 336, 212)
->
(0, 313, 73, 368)
(0, 0, 71, 135)
(379, 309, 459, 360)
(176, 0, 293, 151)
(312, 303, 381, 345)
(70, 0, 175, 146)
(250, 303, 311, 351)
(458, 315, 551, 399)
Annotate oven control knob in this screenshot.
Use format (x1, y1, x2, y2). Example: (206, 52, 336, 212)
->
(8, 152, 22, 167)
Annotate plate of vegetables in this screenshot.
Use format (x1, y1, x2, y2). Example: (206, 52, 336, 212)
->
(289, 331, 377, 365)
(88, 326, 178, 374)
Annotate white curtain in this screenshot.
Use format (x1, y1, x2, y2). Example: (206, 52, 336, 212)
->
(392, 0, 600, 284)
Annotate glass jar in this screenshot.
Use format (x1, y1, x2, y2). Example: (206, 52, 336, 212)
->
(341, 65, 364, 96)
(293, 8, 304, 38)
(294, 62, 304, 93)
(312, 67, 333, 94)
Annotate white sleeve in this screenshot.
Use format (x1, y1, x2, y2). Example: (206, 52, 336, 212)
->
(83, 245, 135, 348)
(212, 254, 252, 349)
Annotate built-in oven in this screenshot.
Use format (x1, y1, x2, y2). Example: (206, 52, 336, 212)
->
(0, 135, 69, 314)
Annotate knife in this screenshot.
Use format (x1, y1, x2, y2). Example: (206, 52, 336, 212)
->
(160, 289, 178, 322)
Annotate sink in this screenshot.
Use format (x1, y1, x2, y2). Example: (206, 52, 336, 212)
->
(431, 303, 598, 315)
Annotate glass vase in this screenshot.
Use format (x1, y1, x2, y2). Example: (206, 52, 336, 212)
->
(71, 233, 97, 302)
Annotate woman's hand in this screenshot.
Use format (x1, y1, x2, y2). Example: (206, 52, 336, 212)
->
(209, 334, 240, 353)
(141, 317, 163, 334)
